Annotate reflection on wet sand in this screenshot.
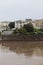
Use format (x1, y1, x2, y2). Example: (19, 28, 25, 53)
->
(1, 41, 43, 56)
(0, 41, 43, 65)
(0, 44, 10, 52)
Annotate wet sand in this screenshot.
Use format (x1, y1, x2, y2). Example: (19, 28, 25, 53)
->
(0, 41, 43, 65)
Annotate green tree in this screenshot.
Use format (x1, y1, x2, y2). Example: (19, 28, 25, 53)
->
(13, 28, 27, 35)
(23, 23, 34, 32)
(18, 28, 27, 34)
(8, 22, 15, 29)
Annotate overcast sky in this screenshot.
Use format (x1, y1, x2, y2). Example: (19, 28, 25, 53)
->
(0, 0, 43, 21)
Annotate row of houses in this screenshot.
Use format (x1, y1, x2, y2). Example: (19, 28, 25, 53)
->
(0, 19, 43, 35)
(0, 19, 43, 29)
(0, 19, 32, 31)
(15, 19, 43, 29)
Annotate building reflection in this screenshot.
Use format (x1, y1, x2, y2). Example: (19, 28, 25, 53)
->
(1, 41, 43, 57)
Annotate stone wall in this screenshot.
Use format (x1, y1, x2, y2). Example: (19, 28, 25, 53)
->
(1, 34, 43, 41)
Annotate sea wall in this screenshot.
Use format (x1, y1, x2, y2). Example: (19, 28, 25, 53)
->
(1, 34, 43, 41)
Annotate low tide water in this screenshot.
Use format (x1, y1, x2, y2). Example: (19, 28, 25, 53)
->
(0, 41, 43, 65)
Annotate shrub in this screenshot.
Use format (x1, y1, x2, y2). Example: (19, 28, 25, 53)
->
(18, 28, 27, 35)
(13, 28, 27, 35)
(23, 23, 34, 32)
(13, 28, 19, 34)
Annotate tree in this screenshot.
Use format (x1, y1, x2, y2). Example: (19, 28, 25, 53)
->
(23, 23, 34, 32)
(8, 22, 15, 29)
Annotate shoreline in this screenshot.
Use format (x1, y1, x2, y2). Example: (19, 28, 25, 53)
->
(0, 40, 43, 42)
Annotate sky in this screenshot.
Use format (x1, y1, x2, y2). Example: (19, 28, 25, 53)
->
(0, 0, 43, 21)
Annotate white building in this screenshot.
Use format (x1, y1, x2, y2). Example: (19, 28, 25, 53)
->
(1, 30, 13, 35)
(0, 21, 9, 27)
(15, 19, 32, 29)
(0, 21, 9, 32)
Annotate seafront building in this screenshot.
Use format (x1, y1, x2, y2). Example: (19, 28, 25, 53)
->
(0, 19, 43, 30)
(15, 19, 32, 29)
(15, 19, 43, 29)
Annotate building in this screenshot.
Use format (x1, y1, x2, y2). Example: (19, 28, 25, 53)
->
(0, 21, 9, 32)
(15, 19, 32, 29)
(33, 19, 43, 29)
(0, 21, 9, 27)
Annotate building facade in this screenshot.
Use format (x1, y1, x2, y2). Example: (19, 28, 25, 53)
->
(15, 19, 32, 29)
(0, 22, 9, 32)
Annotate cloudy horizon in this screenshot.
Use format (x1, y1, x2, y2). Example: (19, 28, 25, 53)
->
(0, 0, 43, 21)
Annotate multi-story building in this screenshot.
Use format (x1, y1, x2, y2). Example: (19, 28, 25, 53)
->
(15, 19, 32, 29)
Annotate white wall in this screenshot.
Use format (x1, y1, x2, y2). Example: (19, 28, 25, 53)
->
(15, 21, 30, 29)
(1, 31, 13, 35)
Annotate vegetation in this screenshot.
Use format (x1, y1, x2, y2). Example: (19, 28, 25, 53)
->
(0, 32, 1, 35)
(18, 28, 27, 35)
(8, 22, 15, 29)
(13, 22, 43, 35)
(13, 23, 35, 35)
(13, 28, 27, 35)
(23, 23, 34, 32)
(13, 28, 19, 34)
